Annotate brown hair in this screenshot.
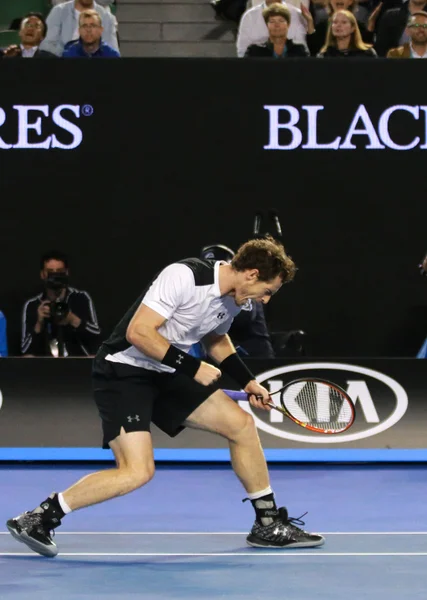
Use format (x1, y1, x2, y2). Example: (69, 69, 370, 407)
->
(79, 9, 102, 26)
(321, 10, 372, 52)
(231, 235, 297, 283)
(262, 3, 291, 26)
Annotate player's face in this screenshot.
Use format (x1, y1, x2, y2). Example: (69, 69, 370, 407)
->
(234, 272, 283, 306)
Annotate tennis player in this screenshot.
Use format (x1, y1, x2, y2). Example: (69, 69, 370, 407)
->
(7, 235, 325, 556)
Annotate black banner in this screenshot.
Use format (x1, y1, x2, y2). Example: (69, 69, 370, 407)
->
(0, 358, 425, 461)
(0, 60, 427, 361)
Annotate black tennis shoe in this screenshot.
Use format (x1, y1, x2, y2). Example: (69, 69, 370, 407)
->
(246, 507, 325, 549)
(6, 511, 59, 557)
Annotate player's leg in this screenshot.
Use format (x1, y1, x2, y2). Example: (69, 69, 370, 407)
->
(6, 372, 156, 557)
(183, 390, 325, 549)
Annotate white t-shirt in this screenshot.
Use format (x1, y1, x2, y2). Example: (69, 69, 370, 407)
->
(105, 259, 242, 373)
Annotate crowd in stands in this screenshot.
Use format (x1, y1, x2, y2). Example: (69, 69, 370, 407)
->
(237, 0, 427, 57)
(0, 0, 119, 58)
(1, 0, 427, 58)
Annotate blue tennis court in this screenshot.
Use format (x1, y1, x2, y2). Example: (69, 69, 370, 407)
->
(1, 463, 426, 599)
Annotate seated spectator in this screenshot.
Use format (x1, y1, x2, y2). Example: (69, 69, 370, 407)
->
(244, 3, 309, 56)
(307, 0, 378, 56)
(21, 250, 101, 357)
(375, 0, 427, 56)
(387, 11, 427, 56)
(190, 244, 276, 359)
(0, 13, 56, 59)
(0, 311, 8, 357)
(317, 9, 377, 55)
(237, 0, 314, 57)
(40, 0, 118, 57)
(62, 9, 120, 56)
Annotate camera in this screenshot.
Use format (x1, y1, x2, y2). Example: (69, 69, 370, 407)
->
(45, 272, 69, 291)
(44, 272, 69, 322)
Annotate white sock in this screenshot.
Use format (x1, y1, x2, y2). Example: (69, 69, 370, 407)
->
(247, 486, 273, 501)
(58, 493, 72, 515)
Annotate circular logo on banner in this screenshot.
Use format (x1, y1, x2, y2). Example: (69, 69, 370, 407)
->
(239, 362, 408, 443)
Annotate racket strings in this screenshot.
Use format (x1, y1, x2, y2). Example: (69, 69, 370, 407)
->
(281, 381, 353, 433)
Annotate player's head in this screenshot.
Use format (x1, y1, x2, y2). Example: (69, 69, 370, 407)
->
(230, 235, 296, 306)
(200, 244, 235, 263)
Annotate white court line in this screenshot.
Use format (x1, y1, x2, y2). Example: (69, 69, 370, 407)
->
(1, 531, 426, 535)
(0, 552, 427, 557)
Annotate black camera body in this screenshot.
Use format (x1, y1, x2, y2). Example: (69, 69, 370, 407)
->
(44, 272, 70, 322)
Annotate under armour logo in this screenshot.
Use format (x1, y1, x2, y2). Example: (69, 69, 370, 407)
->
(176, 354, 184, 364)
(217, 312, 226, 319)
(127, 415, 140, 423)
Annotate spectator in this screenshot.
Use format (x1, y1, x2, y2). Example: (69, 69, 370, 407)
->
(51, 0, 115, 11)
(307, 0, 377, 56)
(237, 0, 314, 57)
(244, 3, 309, 56)
(190, 244, 275, 359)
(387, 11, 427, 56)
(40, 0, 118, 56)
(0, 311, 8, 357)
(375, 0, 427, 56)
(62, 9, 120, 56)
(0, 13, 56, 59)
(21, 250, 101, 358)
(317, 9, 377, 55)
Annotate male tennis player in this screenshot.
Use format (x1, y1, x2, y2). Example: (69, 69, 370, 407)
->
(7, 235, 325, 556)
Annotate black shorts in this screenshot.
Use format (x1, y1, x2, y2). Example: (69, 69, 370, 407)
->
(92, 354, 220, 449)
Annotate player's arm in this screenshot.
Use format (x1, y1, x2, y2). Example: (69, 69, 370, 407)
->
(202, 331, 236, 364)
(126, 264, 221, 386)
(126, 304, 172, 361)
(127, 305, 221, 386)
(202, 332, 271, 410)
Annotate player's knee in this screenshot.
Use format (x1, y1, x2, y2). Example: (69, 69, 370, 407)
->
(227, 410, 257, 443)
(120, 462, 155, 492)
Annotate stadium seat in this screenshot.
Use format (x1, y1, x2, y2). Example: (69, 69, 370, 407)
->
(0, 0, 50, 29)
(0, 30, 21, 48)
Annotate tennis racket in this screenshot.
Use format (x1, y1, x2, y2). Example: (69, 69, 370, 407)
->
(223, 378, 355, 434)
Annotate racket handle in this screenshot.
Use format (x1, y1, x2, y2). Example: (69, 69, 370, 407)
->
(223, 389, 248, 401)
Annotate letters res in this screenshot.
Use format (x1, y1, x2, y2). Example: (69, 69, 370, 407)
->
(0, 105, 84, 150)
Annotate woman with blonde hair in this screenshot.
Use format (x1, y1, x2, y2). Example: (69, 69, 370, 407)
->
(307, 0, 380, 56)
(317, 9, 377, 56)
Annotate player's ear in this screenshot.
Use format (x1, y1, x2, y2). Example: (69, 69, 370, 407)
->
(246, 269, 259, 281)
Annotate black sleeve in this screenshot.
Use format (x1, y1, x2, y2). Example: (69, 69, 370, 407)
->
(374, 10, 400, 56)
(294, 44, 310, 57)
(244, 45, 258, 57)
(21, 299, 46, 356)
(307, 19, 327, 56)
(358, 21, 374, 44)
(72, 291, 101, 354)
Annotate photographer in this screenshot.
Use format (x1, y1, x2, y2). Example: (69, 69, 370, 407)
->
(21, 250, 101, 357)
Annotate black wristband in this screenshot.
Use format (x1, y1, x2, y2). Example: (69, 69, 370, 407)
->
(220, 353, 255, 389)
(162, 345, 201, 378)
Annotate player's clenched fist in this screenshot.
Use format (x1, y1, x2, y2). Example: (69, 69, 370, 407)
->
(195, 362, 222, 386)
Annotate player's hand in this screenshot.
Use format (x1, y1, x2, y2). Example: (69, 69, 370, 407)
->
(244, 380, 272, 411)
(194, 362, 222, 386)
(37, 301, 51, 323)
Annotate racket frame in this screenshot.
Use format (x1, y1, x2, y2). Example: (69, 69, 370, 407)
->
(228, 377, 356, 434)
